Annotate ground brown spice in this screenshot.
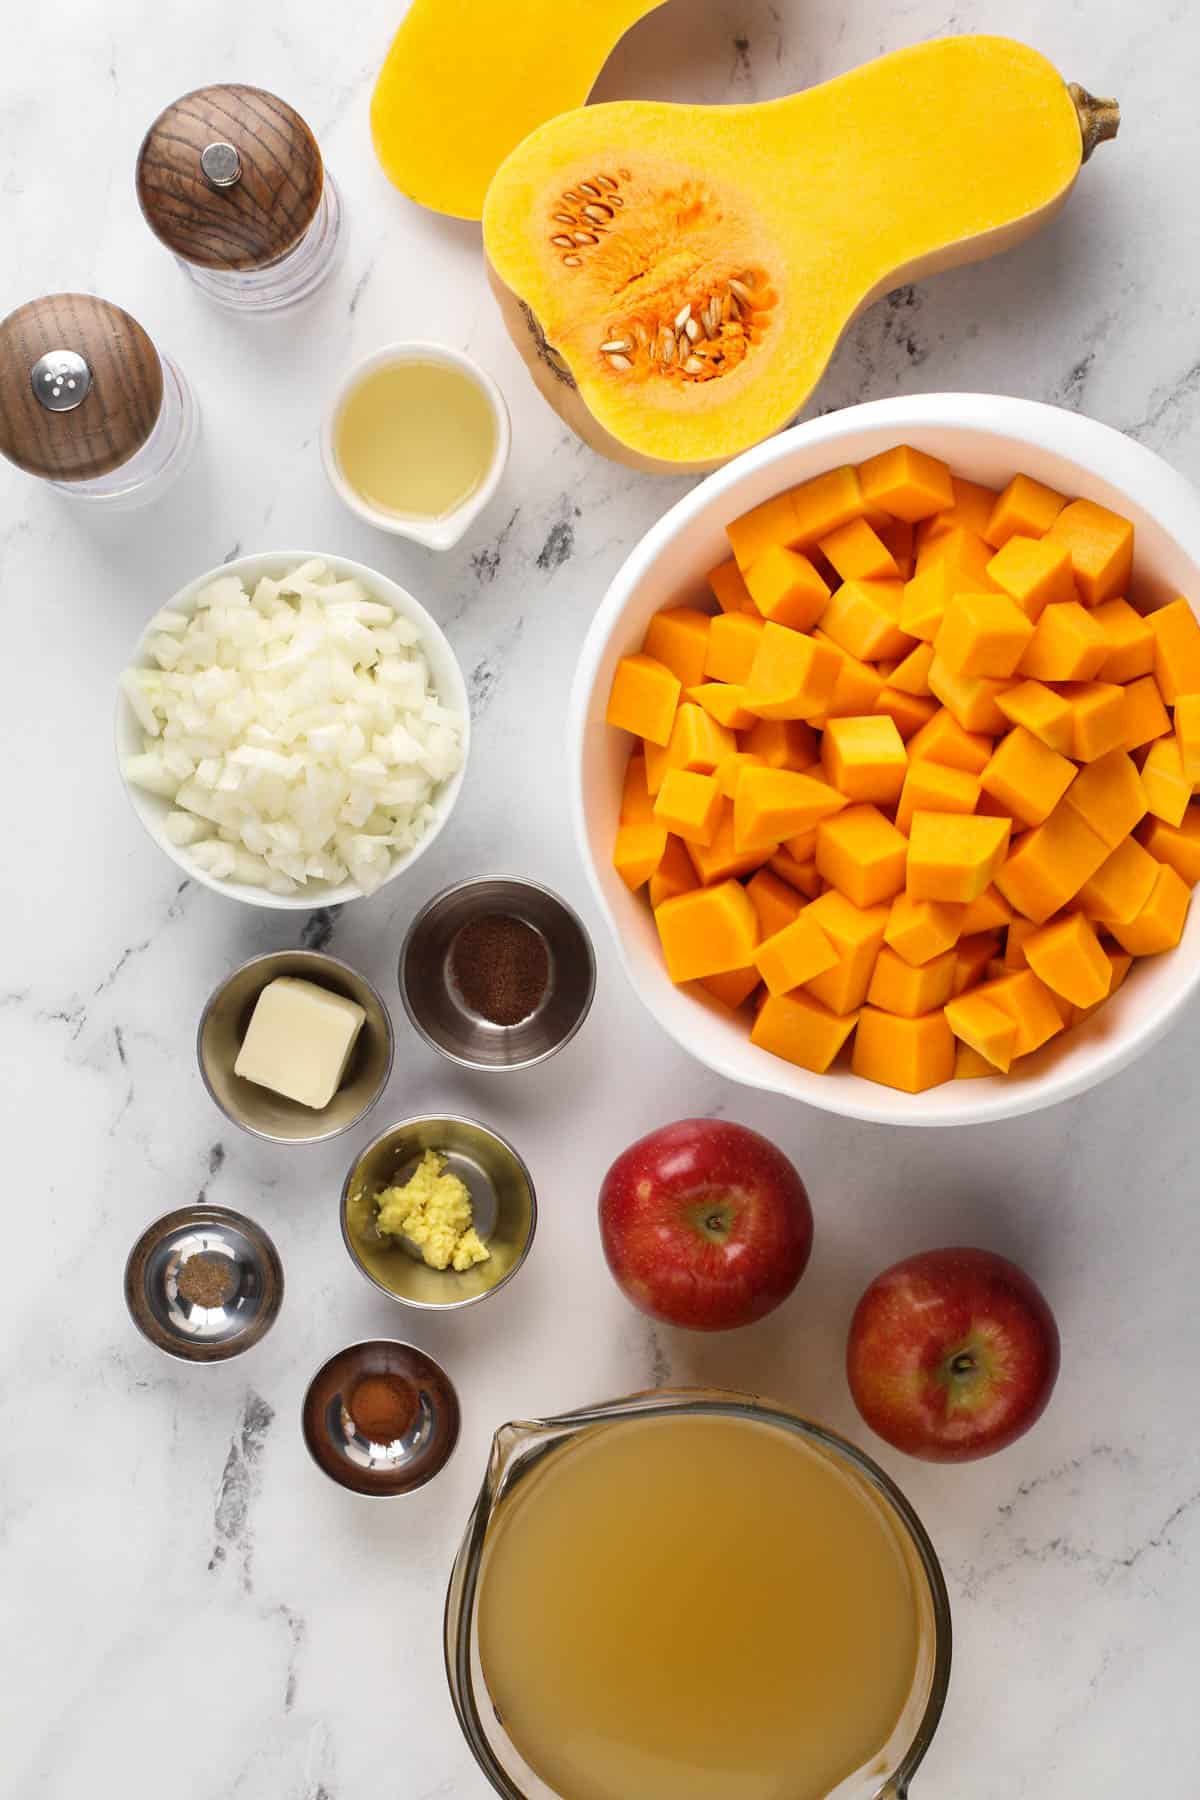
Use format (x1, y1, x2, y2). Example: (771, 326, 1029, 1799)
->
(347, 1373, 418, 1443)
(176, 1253, 237, 1309)
(449, 913, 550, 1026)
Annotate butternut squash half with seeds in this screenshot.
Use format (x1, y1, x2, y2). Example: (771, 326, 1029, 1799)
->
(483, 36, 1119, 473)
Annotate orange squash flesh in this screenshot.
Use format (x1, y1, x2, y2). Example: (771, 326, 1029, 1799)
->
(484, 37, 1117, 471)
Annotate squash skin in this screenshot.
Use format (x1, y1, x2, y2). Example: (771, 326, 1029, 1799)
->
(484, 37, 1116, 474)
(370, 0, 665, 221)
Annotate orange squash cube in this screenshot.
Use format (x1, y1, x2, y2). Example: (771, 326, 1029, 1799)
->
(915, 525, 998, 589)
(1077, 835, 1159, 924)
(985, 534, 1077, 619)
(884, 892, 965, 967)
(1175, 694, 1200, 783)
(1091, 597, 1155, 683)
(613, 821, 667, 891)
(907, 707, 992, 774)
(900, 564, 953, 642)
(803, 891, 891, 1014)
(620, 752, 655, 825)
(851, 1006, 956, 1091)
(725, 490, 804, 571)
(959, 886, 1013, 933)
(787, 466, 867, 548)
(923, 477, 1000, 544)
(993, 802, 1108, 922)
(995, 679, 1074, 754)
(936, 591, 1035, 678)
(606, 653, 681, 746)
(984, 473, 1067, 548)
(1063, 749, 1146, 847)
(744, 624, 841, 721)
(955, 1041, 1003, 1078)
(888, 642, 935, 697)
(867, 944, 958, 1019)
(1139, 808, 1200, 886)
(1147, 598, 1200, 702)
(877, 516, 917, 573)
(744, 544, 831, 631)
(1141, 736, 1192, 827)
(768, 850, 822, 897)
(653, 769, 723, 845)
(743, 717, 818, 771)
(648, 835, 697, 909)
(734, 765, 847, 852)
(704, 612, 766, 684)
(943, 989, 1020, 1072)
(1002, 916, 1039, 970)
(754, 911, 840, 996)
(818, 517, 900, 582)
(1056, 681, 1126, 763)
(1108, 861, 1191, 955)
(954, 931, 1002, 993)
(707, 557, 757, 615)
(751, 990, 859, 1073)
(976, 969, 1064, 1056)
(782, 826, 817, 863)
(859, 445, 955, 521)
(686, 683, 755, 731)
(714, 752, 763, 800)
(979, 726, 1076, 827)
(1046, 497, 1134, 606)
(907, 812, 1011, 904)
(746, 868, 804, 939)
(643, 607, 712, 687)
(816, 805, 909, 908)
(874, 687, 939, 741)
(1118, 674, 1170, 753)
(663, 702, 738, 775)
(1024, 913, 1113, 1008)
(686, 804, 772, 884)
(822, 715, 908, 805)
(817, 642, 888, 720)
(700, 966, 760, 1010)
(1018, 602, 1107, 682)
(895, 758, 980, 836)
(819, 578, 913, 661)
(655, 881, 759, 983)
(927, 655, 1012, 735)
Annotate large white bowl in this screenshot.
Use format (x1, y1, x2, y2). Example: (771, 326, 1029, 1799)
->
(570, 394, 1200, 1127)
(117, 549, 470, 910)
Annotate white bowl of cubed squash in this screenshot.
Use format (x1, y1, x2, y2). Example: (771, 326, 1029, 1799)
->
(569, 393, 1200, 1126)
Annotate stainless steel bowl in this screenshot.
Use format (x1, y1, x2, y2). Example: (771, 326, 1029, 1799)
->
(341, 1115, 537, 1311)
(124, 1205, 283, 1362)
(301, 1339, 461, 1497)
(198, 949, 394, 1144)
(399, 877, 595, 1070)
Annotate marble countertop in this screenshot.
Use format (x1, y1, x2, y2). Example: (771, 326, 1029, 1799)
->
(3, 2, 1198, 1796)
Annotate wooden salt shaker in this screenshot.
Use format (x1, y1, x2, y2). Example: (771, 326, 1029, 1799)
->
(136, 84, 342, 310)
(0, 293, 198, 506)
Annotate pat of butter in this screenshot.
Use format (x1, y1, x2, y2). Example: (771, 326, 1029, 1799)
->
(234, 976, 366, 1110)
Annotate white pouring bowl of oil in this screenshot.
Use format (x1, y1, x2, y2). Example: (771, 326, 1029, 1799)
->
(322, 341, 510, 550)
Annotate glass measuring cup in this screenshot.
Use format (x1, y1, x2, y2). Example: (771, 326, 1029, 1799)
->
(445, 1387, 951, 1800)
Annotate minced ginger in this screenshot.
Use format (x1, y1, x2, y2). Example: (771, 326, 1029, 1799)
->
(375, 1149, 490, 1272)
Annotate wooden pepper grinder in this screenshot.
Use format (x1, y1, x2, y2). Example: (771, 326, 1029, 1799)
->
(0, 293, 198, 506)
(136, 84, 342, 310)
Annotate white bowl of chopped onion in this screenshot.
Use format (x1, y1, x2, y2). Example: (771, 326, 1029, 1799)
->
(117, 552, 470, 908)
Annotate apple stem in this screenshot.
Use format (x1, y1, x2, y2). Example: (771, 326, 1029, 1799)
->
(705, 1212, 724, 1233)
(950, 1351, 977, 1378)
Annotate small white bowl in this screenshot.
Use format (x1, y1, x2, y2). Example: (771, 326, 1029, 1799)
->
(116, 549, 470, 911)
(320, 341, 511, 551)
(569, 393, 1200, 1128)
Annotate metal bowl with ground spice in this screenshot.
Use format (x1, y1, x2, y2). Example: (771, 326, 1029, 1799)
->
(399, 876, 595, 1070)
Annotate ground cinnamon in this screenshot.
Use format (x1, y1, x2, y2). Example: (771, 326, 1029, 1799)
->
(347, 1373, 418, 1443)
(449, 912, 550, 1026)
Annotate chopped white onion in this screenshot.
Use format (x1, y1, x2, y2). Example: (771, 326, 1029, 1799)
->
(122, 561, 463, 895)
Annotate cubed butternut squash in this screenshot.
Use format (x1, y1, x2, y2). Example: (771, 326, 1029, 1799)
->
(995, 679, 1074, 754)
(979, 726, 1076, 827)
(1138, 808, 1200, 886)
(818, 516, 900, 583)
(927, 655, 1012, 735)
(859, 445, 954, 521)
(851, 1006, 956, 1092)
(943, 989, 1020, 1072)
(768, 850, 822, 897)
(648, 834, 697, 909)
(744, 544, 831, 631)
(955, 1040, 1003, 1078)
(803, 891, 890, 1014)
(936, 591, 1035, 678)
(613, 821, 667, 891)
(1046, 498, 1134, 606)
(754, 911, 840, 995)
(699, 966, 761, 1010)
(993, 801, 1108, 922)
(816, 805, 909, 907)
(1058, 681, 1127, 762)
(884, 892, 965, 967)
(867, 944, 958, 1018)
(1108, 861, 1191, 955)
(976, 969, 1064, 1056)
(734, 765, 847, 852)
(642, 607, 712, 687)
(751, 990, 858, 1072)
(606, 653, 681, 745)
(1063, 749, 1146, 847)
(686, 682, 757, 731)
(923, 477, 1000, 544)
(686, 804, 774, 885)
(1023, 913, 1113, 1008)
(744, 623, 841, 721)
(907, 707, 992, 774)
(900, 563, 952, 642)
(985, 534, 1077, 619)
(821, 715, 908, 805)
(895, 758, 980, 835)
(788, 466, 867, 548)
(746, 868, 804, 939)
(819, 578, 913, 661)
(1147, 598, 1200, 702)
(907, 812, 1012, 903)
(888, 641, 935, 697)
(663, 702, 738, 775)
(1140, 736, 1192, 827)
(1118, 675, 1170, 753)
(708, 557, 757, 615)
(954, 931, 1002, 993)
(1174, 693, 1200, 783)
(655, 881, 759, 983)
(725, 490, 804, 571)
(984, 473, 1067, 548)
(1077, 835, 1159, 924)
(743, 716, 818, 770)
(704, 612, 766, 684)
(1018, 602, 1107, 682)
(874, 687, 939, 740)
(1092, 597, 1155, 683)
(653, 768, 724, 845)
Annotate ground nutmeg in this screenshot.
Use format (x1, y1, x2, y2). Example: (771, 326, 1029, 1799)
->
(449, 913, 550, 1026)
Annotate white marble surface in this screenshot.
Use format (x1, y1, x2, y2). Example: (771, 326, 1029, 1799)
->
(2, 2, 1198, 1796)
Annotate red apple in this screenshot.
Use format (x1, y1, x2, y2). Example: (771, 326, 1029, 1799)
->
(598, 1118, 813, 1331)
(847, 1247, 1060, 1462)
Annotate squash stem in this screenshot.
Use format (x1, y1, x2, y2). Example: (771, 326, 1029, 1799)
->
(1069, 84, 1121, 161)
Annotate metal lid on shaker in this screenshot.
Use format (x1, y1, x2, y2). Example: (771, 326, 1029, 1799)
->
(0, 293, 164, 481)
(136, 83, 325, 271)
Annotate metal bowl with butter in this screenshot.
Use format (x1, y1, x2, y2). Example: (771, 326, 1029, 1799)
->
(340, 1116, 537, 1311)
